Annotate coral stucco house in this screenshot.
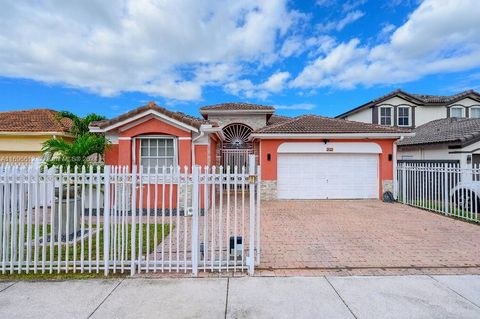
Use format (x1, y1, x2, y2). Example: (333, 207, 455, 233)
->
(90, 102, 412, 200)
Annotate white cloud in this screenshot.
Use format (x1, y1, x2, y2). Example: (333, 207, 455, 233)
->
(261, 71, 290, 92)
(0, 0, 297, 101)
(225, 71, 290, 99)
(275, 103, 315, 110)
(316, 10, 365, 32)
(292, 0, 480, 89)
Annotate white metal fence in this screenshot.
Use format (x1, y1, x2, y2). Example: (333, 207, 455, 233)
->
(0, 157, 261, 276)
(397, 163, 479, 223)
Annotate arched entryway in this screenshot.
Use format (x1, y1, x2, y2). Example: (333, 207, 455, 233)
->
(221, 123, 254, 169)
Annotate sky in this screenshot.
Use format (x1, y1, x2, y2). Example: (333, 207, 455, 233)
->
(0, 0, 479, 119)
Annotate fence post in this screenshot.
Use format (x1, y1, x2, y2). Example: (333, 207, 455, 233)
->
(443, 163, 449, 215)
(401, 164, 406, 203)
(130, 165, 137, 276)
(103, 166, 111, 276)
(255, 164, 261, 266)
(191, 165, 199, 277)
(248, 154, 256, 275)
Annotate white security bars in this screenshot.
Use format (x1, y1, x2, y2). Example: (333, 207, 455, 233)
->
(0, 155, 261, 276)
(397, 163, 479, 223)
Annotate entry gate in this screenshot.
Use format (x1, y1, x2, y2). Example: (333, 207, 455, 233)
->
(0, 156, 261, 276)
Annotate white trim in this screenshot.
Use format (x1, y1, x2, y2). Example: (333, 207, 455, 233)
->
(397, 106, 411, 127)
(378, 106, 393, 126)
(277, 142, 382, 154)
(251, 133, 415, 139)
(89, 109, 199, 133)
(178, 137, 192, 140)
(118, 137, 131, 141)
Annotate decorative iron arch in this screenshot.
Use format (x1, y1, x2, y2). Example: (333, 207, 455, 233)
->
(222, 123, 253, 148)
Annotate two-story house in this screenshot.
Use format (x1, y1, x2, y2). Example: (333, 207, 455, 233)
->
(336, 89, 480, 168)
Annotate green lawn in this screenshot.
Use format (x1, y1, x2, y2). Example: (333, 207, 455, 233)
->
(0, 222, 171, 279)
(412, 200, 479, 223)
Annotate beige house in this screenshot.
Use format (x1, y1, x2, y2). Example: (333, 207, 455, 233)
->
(0, 109, 72, 163)
(336, 89, 480, 129)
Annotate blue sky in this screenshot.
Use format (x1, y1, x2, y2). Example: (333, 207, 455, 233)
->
(0, 0, 479, 119)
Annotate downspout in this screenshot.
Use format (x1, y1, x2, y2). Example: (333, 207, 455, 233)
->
(393, 135, 405, 200)
(191, 126, 206, 167)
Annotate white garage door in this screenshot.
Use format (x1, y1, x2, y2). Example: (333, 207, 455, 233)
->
(277, 153, 379, 199)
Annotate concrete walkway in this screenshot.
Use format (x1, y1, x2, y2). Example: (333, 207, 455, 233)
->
(1, 275, 479, 318)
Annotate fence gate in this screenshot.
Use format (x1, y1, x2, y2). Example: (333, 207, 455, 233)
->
(0, 155, 261, 276)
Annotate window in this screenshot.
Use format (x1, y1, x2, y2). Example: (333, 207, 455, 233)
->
(139, 137, 177, 172)
(379, 107, 393, 126)
(450, 107, 465, 118)
(397, 107, 410, 126)
(470, 107, 480, 118)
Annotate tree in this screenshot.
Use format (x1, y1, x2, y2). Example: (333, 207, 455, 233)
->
(42, 112, 109, 168)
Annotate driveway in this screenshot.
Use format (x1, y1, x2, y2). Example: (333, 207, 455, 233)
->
(260, 200, 480, 274)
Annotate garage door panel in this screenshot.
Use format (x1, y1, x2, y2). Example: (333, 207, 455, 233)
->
(277, 153, 378, 199)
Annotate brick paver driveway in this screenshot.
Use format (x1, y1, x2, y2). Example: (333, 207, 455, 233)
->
(260, 200, 480, 274)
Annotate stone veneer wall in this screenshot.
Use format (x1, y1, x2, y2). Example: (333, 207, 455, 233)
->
(207, 114, 267, 130)
(260, 180, 277, 201)
(382, 179, 393, 195)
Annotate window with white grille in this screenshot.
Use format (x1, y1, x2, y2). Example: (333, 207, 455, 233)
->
(470, 107, 480, 118)
(139, 137, 177, 172)
(450, 107, 465, 118)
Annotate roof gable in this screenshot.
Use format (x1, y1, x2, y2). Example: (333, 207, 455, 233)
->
(90, 102, 212, 133)
(336, 89, 480, 118)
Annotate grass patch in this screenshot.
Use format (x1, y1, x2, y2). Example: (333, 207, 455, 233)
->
(411, 200, 479, 223)
(0, 222, 171, 279)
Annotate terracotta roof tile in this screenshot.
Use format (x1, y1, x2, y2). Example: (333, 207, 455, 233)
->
(0, 109, 72, 133)
(267, 114, 291, 125)
(254, 115, 411, 134)
(397, 118, 480, 146)
(90, 102, 213, 130)
(200, 102, 275, 111)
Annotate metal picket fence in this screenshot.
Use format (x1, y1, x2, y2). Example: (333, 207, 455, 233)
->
(397, 163, 479, 223)
(0, 156, 261, 276)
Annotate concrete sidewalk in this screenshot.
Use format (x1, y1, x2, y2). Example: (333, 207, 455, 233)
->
(0, 275, 479, 318)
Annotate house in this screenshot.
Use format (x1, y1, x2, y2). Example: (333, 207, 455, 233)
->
(397, 118, 480, 168)
(90, 102, 412, 201)
(0, 109, 72, 163)
(336, 89, 480, 128)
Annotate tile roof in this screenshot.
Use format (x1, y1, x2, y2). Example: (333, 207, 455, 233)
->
(0, 109, 72, 133)
(254, 115, 411, 134)
(90, 102, 213, 130)
(266, 114, 291, 125)
(200, 102, 275, 111)
(397, 118, 480, 147)
(410, 90, 480, 103)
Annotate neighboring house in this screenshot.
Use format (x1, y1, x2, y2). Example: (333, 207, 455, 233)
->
(0, 109, 72, 163)
(397, 118, 480, 168)
(90, 102, 412, 200)
(336, 89, 480, 128)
